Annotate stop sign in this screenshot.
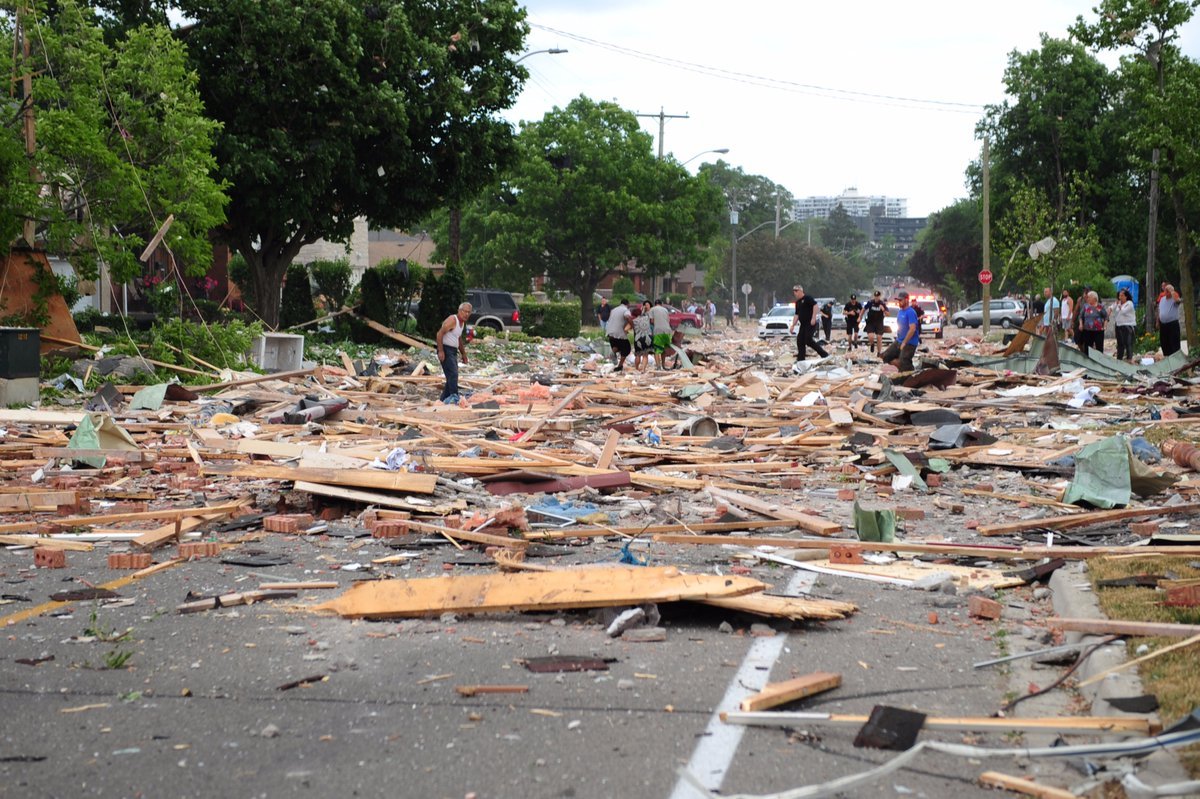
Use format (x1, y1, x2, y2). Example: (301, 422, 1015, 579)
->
(978, 269, 993, 285)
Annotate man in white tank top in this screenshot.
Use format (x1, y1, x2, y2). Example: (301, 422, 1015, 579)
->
(437, 302, 472, 402)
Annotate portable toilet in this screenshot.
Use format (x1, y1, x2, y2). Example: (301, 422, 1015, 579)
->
(1110, 275, 1139, 305)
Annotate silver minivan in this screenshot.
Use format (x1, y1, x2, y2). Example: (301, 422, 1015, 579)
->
(951, 299, 1027, 329)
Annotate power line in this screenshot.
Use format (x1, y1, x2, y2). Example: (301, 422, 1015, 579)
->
(531, 23, 986, 115)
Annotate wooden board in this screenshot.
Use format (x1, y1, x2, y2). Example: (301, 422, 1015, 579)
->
(0, 501, 248, 535)
(203, 463, 437, 494)
(1047, 617, 1200, 638)
(977, 503, 1200, 537)
(810, 558, 1025, 591)
(720, 711, 1154, 736)
(699, 593, 856, 621)
(707, 487, 841, 536)
(739, 672, 842, 712)
(979, 772, 1075, 799)
(0, 490, 76, 511)
(293, 481, 464, 515)
(133, 513, 226, 551)
(313, 566, 766, 619)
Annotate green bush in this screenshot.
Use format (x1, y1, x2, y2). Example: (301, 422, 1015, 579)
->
(280, 263, 316, 328)
(520, 300, 581, 339)
(610, 275, 636, 301)
(663, 291, 686, 306)
(310, 259, 352, 311)
(144, 317, 263, 376)
(56, 273, 81, 310)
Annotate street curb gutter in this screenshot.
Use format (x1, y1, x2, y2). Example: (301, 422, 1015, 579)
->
(1048, 562, 1190, 786)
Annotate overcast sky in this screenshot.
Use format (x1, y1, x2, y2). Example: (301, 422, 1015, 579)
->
(505, 0, 1200, 218)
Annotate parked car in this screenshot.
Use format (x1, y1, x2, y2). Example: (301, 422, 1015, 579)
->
(951, 299, 1027, 329)
(664, 304, 704, 330)
(757, 303, 795, 338)
(466, 288, 521, 332)
(915, 298, 944, 339)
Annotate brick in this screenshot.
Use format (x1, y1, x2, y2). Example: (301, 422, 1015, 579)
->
(1130, 522, 1160, 537)
(491, 507, 529, 531)
(34, 547, 66, 569)
(371, 520, 410, 539)
(965, 519, 979, 529)
(178, 541, 221, 559)
(975, 483, 994, 493)
(781, 476, 808, 490)
(896, 508, 925, 521)
(840, 464, 859, 475)
(924, 474, 943, 488)
(928, 612, 939, 625)
(108, 552, 153, 570)
(1165, 584, 1200, 608)
(836, 489, 856, 501)
(968, 595, 1003, 620)
(263, 514, 314, 534)
(829, 544, 864, 564)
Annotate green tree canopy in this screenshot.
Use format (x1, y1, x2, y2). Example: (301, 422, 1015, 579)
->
(2, 1, 226, 282)
(908, 199, 983, 302)
(445, 96, 723, 321)
(175, 0, 529, 326)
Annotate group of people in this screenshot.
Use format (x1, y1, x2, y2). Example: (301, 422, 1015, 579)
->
(1034, 282, 1183, 362)
(602, 297, 679, 372)
(789, 286, 910, 367)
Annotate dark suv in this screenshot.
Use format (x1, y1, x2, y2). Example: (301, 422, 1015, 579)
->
(466, 288, 521, 332)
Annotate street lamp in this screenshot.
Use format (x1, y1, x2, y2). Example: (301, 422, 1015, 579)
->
(680, 148, 729, 167)
(515, 47, 567, 64)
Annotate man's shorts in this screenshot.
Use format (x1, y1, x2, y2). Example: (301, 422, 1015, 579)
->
(864, 319, 885, 335)
(653, 333, 672, 354)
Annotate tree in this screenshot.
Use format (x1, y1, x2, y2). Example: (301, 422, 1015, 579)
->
(450, 96, 722, 322)
(698, 161, 794, 240)
(2, 2, 226, 283)
(908, 200, 983, 302)
(1072, 0, 1200, 346)
(175, 0, 528, 327)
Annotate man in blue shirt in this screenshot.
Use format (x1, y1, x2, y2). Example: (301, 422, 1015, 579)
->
(881, 292, 919, 372)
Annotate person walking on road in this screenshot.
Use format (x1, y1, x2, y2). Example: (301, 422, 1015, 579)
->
(863, 291, 886, 354)
(790, 285, 828, 360)
(649, 299, 673, 370)
(1158, 284, 1182, 357)
(605, 298, 633, 372)
(881, 291, 919, 372)
(843, 294, 863, 348)
(819, 298, 833, 343)
(1112, 288, 1136, 362)
(436, 302, 472, 403)
(596, 296, 611, 328)
(1060, 289, 1074, 342)
(1040, 287, 1060, 337)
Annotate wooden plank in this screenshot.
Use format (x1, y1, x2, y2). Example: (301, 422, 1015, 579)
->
(0, 501, 249, 535)
(719, 711, 1154, 736)
(0, 490, 76, 511)
(312, 566, 766, 619)
(402, 517, 528, 550)
(529, 519, 799, 541)
(707, 487, 841, 536)
(293, 481, 465, 515)
(0, 409, 86, 425)
(0, 535, 93, 551)
(596, 429, 621, 470)
(739, 672, 842, 712)
(356, 315, 430, 349)
(978, 772, 1078, 799)
(190, 367, 319, 393)
(40, 334, 210, 377)
(699, 594, 856, 621)
(202, 463, 437, 494)
(1047, 617, 1200, 638)
(33, 447, 155, 462)
(133, 512, 228, 551)
(977, 503, 1200, 536)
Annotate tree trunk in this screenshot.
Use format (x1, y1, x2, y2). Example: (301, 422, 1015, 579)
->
(1171, 187, 1196, 349)
(578, 273, 598, 325)
(246, 251, 288, 330)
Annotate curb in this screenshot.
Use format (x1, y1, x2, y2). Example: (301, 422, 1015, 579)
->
(1048, 562, 1189, 786)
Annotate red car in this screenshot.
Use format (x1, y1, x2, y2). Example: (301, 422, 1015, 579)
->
(664, 305, 704, 330)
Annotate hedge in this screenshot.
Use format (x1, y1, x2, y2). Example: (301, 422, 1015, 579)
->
(519, 300, 581, 339)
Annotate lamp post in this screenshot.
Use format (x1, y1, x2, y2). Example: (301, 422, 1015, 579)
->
(514, 47, 567, 64)
(680, 147, 729, 167)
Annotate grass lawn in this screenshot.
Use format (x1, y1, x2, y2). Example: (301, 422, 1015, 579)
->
(1086, 555, 1200, 776)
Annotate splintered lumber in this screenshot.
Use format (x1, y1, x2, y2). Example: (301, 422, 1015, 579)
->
(293, 481, 464, 514)
(707, 487, 841, 536)
(979, 772, 1077, 799)
(133, 513, 229, 550)
(718, 711, 1155, 736)
(739, 672, 842, 712)
(0, 501, 249, 535)
(312, 566, 766, 619)
(529, 519, 796, 541)
(189, 367, 319, 392)
(0, 535, 93, 551)
(402, 518, 528, 550)
(976, 503, 1200, 537)
(0, 490, 76, 511)
(699, 593, 857, 621)
(455, 685, 529, 697)
(517, 385, 589, 441)
(203, 463, 437, 494)
(1048, 617, 1200, 638)
(177, 589, 298, 614)
(355, 315, 430, 349)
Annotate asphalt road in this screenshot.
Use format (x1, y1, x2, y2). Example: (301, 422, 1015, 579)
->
(2, 527, 1043, 799)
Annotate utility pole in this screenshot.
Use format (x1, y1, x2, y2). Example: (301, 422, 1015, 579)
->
(635, 107, 689, 160)
(982, 137, 991, 336)
(16, 3, 37, 247)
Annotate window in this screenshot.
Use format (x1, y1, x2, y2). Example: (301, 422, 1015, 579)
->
(488, 292, 516, 309)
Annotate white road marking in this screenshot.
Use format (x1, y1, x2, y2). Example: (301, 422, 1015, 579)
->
(667, 572, 814, 798)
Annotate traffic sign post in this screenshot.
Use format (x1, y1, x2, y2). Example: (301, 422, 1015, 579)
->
(978, 270, 993, 285)
(740, 282, 751, 318)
